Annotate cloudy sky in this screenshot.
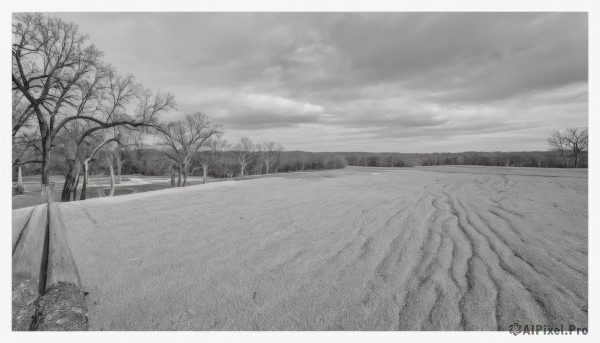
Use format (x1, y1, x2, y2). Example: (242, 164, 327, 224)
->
(54, 12, 587, 152)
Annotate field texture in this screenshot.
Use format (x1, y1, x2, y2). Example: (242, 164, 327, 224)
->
(51, 166, 587, 330)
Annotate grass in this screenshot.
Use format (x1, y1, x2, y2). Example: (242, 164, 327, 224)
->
(50, 166, 587, 330)
(12, 175, 209, 209)
(11, 168, 357, 209)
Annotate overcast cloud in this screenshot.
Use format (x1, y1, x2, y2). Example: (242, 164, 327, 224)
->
(53, 12, 587, 152)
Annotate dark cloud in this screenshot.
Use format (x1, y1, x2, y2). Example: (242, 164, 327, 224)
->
(52, 12, 588, 152)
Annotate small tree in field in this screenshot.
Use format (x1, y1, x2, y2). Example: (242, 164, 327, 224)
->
(196, 139, 226, 184)
(563, 128, 588, 168)
(217, 142, 237, 179)
(234, 137, 256, 180)
(259, 141, 284, 174)
(548, 131, 569, 167)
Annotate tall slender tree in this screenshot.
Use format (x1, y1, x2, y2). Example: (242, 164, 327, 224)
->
(195, 138, 226, 184)
(259, 141, 284, 174)
(234, 137, 257, 180)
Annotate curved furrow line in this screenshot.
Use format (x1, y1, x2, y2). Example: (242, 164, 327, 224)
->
(475, 206, 588, 303)
(352, 190, 440, 329)
(441, 216, 465, 295)
(487, 209, 527, 243)
(362, 208, 426, 305)
(488, 207, 588, 274)
(492, 204, 525, 219)
(440, 191, 473, 294)
(437, 188, 476, 330)
(415, 235, 463, 331)
(397, 192, 464, 330)
(357, 210, 434, 329)
(457, 196, 587, 328)
(449, 195, 546, 330)
(455, 197, 504, 329)
(472, 207, 588, 311)
(332, 204, 410, 275)
(460, 196, 562, 325)
(356, 207, 406, 262)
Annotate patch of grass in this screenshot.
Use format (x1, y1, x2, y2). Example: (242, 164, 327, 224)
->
(12, 179, 205, 209)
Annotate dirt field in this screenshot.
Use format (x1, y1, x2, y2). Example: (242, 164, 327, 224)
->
(49, 166, 587, 330)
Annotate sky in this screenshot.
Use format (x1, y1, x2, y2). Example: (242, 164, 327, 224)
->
(52, 12, 588, 153)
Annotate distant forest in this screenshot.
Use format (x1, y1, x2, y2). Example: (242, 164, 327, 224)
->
(17, 147, 587, 180)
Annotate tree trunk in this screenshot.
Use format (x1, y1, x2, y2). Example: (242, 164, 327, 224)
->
(108, 163, 115, 196)
(170, 167, 175, 187)
(16, 166, 25, 192)
(72, 171, 80, 201)
(40, 128, 53, 203)
(202, 163, 208, 184)
(177, 165, 182, 187)
(573, 153, 578, 168)
(241, 163, 245, 180)
(61, 159, 81, 202)
(115, 151, 122, 184)
(181, 162, 188, 187)
(80, 160, 89, 200)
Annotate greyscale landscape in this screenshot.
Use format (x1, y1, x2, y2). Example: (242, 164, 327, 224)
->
(11, 12, 588, 334)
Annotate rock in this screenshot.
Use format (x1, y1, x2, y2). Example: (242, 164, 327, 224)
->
(31, 282, 88, 331)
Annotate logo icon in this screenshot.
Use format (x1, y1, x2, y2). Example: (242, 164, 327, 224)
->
(508, 322, 522, 336)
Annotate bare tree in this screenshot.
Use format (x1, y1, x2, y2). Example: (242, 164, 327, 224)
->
(548, 131, 569, 167)
(196, 138, 226, 184)
(13, 13, 101, 201)
(104, 150, 116, 197)
(548, 128, 588, 168)
(56, 66, 174, 201)
(259, 141, 284, 174)
(12, 90, 35, 137)
(12, 132, 38, 195)
(110, 125, 134, 184)
(12, 89, 41, 193)
(12, 13, 175, 202)
(220, 143, 238, 179)
(233, 137, 257, 180)
(79, 136, 120, 200)
(564, 128, 588, 168)
(155, 113, 222, 186)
